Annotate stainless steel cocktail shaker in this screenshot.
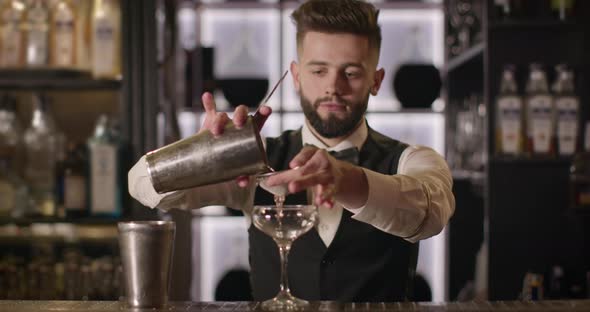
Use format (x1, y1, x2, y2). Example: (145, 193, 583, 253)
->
(146, 116, 269, 193)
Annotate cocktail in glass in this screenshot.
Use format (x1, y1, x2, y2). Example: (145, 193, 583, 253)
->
(252, 205, 318, 310)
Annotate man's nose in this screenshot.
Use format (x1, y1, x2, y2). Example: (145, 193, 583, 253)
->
(324, 72, 347, 96)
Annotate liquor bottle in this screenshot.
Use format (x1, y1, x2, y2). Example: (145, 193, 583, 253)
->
(73, 0, 90, 71)
(55, 142, 87, 218)
(551, 0, 575, 21)
(552, 64, 579, 157)
(569, 150, 590, 211)
(547, 265, 565, 299)
(521, 272, 544, 301)
(87, 115, 122, 217)
(0, 0, 26, 67)
(0, 95, 27, 217)
(525, 64, 555, 157)
(0, 117, 17, 217)
(51, 0, 75, 67)
(494, 0, 511, 20)
(91, 0, 121, 78)
(0, 95, 22, 169)
(23, 94, 63, 217)
(24, 0, 49, 67)
(495, 65, 524, 156)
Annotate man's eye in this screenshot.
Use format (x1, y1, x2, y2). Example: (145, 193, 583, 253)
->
(311, 69, 325, 75)
(345, 71, 360, 78)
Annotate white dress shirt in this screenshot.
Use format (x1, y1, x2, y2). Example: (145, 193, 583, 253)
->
(128, 119, 455, 245)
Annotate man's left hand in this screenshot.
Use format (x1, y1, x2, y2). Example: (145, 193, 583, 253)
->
(264, 146, 368, 208)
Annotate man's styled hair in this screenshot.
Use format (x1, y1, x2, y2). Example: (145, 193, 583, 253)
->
(291, 0, 382, 60)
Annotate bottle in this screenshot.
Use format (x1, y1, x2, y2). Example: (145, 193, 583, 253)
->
(87, 115, 122, 217)
(38, 260, 56, 299)
(525, 64, 555, 157)
(569, 150, 590, 211)
(24, 0, 49, 67)
(0, 0, 26, 67)
(552, 64, 579, 157)
(0, 95, 27, 217)
(23, 94, 64, 217)
(51, 0, 75, 67)
(551, 0, 575, 21)
(494, 0, 511, 20)
(73, 0, 90, 71)
(0, 94, 22, 169)
(547, 265, 565, 299)
(55, 142, 87, 218)
(0, 132, 19, 217)
(495, 65, 524, 156)
(91, 0, 121, 79)
(521, 272, 544, 301)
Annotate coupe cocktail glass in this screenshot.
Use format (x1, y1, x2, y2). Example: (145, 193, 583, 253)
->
(252, 205, 318, 310)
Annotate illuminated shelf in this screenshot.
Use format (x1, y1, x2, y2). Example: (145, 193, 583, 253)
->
(0, 69, 121, 90)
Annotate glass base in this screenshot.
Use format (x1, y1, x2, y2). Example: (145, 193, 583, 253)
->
(261, 291, 309, 311)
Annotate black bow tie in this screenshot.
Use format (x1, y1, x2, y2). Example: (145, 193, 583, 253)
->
(329, 147, 360, 165)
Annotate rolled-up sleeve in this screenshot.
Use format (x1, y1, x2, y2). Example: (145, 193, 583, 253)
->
(344, 145, 455, 242)
(127, 155, 256, 213)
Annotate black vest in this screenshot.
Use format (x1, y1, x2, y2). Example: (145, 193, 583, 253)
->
(249, 128, 418, 302)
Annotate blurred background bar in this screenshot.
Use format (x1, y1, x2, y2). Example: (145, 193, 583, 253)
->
(0, 0, 588, 305)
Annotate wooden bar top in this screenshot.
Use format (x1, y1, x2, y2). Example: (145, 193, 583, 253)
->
(1, 300, 590, 311)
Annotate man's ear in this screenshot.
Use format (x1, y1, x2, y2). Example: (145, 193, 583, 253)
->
(290, 61, 301, 92)
(370, 68, 385, 96)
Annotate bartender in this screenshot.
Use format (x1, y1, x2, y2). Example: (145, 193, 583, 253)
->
(129, 0, 455, 302)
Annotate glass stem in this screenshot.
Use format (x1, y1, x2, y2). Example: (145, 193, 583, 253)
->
(278, 243, 291, 295)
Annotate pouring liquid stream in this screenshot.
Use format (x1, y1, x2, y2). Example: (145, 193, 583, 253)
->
(256, 168, 286, 231)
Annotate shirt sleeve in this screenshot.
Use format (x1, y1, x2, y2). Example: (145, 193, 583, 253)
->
(343, 145, 455, 243)
(127, 155, 256, 214)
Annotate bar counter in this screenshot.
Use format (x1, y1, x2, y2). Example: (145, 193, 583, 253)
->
(1, 300, 590, 311)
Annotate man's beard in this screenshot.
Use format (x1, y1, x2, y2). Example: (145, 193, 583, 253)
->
(300, 92, 369, 138)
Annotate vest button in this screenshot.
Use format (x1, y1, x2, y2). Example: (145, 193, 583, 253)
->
(321, 259, 335, 265)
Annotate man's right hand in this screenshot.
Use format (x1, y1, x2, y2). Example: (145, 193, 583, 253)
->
(199, 92, 272, 136)
(198, 92, 272, 187)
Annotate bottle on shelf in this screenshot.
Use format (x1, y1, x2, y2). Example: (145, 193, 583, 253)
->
(0, 0, 26, 67)
(23, 93, 64, 217)
(1, 255, 27, 299)
(552, 64, 579, 157)
(50, 0, 76, 68)
(73, 0, 91, 71)
(38, 260, 56, 299)
(546, 265, 565, 299)
(55, 142, 87, 218)
(24, 0, 49, 67)
(0, 94, 22, 170)
(551, 0, 575, 21)
(494, 0, 511, 20)
(91, 0, 121, 79)
(525, 63, 555, 157)
(87, 114, 123, 217)
(569, 149, 590, 212)
(495, 64, 524, 156)
(1, 251, 122, 300)
(521, 272, 544, 301)
(0, 94, 28, 217)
